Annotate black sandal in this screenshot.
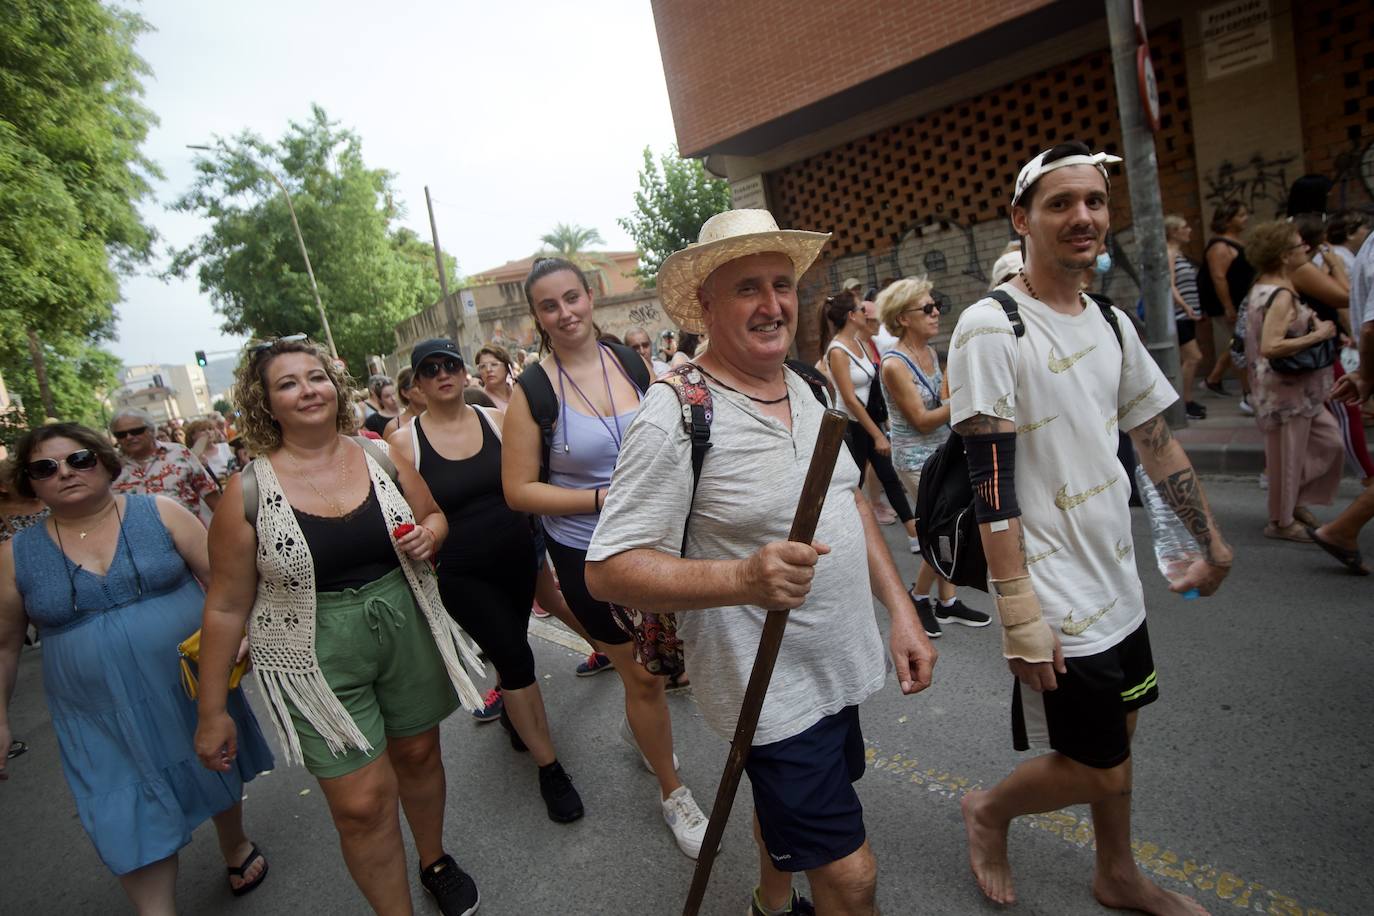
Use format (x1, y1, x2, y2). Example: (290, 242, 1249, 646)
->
(1307, 526, 1370, 576)
(227, 843, 269, 897)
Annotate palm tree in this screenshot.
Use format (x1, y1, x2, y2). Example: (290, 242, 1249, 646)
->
(538, 223, 613, 293)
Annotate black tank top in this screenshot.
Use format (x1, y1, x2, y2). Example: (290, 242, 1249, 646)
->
(416, 412, 528, 564)
(293, 484, 400, 591)
(1198, 238, 1255, 317)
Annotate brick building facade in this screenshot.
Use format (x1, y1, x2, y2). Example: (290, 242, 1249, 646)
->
(650, 0, 1374, 359)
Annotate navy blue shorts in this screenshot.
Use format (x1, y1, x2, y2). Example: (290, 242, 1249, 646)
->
(745, 706, 866, 873)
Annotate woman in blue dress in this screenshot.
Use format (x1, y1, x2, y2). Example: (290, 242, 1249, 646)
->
(0, 423, 273, 912)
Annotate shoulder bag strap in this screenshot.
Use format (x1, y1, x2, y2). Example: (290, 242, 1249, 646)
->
(351, 436, 399, 482)
(882, 348, 941, 403)
(653, 366, 714, 556)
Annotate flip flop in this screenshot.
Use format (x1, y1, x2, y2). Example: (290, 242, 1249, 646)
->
(1306, 526, 1370, 576)
(1293, 506, 1320, 529)
(227, 843, 269, 897)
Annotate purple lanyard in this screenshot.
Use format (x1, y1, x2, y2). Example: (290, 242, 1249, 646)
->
(554, 344, 629, 452)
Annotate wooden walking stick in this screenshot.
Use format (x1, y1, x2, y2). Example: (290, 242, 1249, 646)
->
(682, 408, 851, 916)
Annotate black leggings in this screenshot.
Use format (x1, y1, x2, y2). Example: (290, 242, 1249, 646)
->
(846, 420, 913, 523)
(544, 533, 631, 646)
(436, 524, 539, 690)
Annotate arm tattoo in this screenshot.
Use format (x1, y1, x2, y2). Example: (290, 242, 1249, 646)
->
(1136, 414, 1173, 459)
(954, 414, 1000, 436)
(1156, 466, 1227, 565)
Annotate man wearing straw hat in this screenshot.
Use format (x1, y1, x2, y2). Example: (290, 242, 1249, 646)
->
(587, 209, 936, 916)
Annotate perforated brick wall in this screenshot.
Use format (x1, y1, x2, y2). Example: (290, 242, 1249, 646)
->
(764, 22, 1198, 360)
(1294, 0, 1374, 210)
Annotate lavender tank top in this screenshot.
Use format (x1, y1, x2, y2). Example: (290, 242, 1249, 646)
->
(543, 405, 639, 549)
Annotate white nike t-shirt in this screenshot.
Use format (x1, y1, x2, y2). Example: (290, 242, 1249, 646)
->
(948, 285, 1177, 657)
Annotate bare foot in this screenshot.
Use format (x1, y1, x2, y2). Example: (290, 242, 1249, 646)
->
(1093, 869, 1208, 915)
(961, 790, 1015, 904)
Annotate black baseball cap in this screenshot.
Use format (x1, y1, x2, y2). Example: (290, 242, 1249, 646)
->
(410, 338, 464, 371)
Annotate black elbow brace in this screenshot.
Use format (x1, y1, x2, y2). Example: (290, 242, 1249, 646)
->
(965, 431, 1020, 524)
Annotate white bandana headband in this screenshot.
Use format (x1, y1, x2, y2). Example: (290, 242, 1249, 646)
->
(1011, 150, 1123, 206)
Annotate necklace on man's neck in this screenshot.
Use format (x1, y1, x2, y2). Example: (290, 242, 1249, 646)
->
(695, 365, 790, 405)
(1019, 267, 1085, 306)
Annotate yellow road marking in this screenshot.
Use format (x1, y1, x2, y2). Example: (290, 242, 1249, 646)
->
(862, 740, 1334, 914)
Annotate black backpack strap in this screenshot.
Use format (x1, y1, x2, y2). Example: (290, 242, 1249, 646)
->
(987, 290, 1026, 338)
(605, 340, 652, 393)
(1084, 292, 1124, 348)
(784, 358, 833, 407)
(515, 362, 558, 483)
(653, 365, 714, 555)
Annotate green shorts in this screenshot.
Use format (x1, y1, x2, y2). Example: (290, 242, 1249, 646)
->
(286, 566, 459, 779)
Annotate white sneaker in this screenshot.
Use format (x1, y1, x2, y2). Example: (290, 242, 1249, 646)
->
(661, 785, 708, 858)
(1238, 396, 1255, 416)
(619, 717, 680, 774)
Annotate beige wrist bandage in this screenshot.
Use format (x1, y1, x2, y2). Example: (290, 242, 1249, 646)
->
(991, 576, 1055, 663)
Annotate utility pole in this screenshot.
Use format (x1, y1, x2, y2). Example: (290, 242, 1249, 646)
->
(424, 186, 464, 353)
(1105, 0, 1186, 427)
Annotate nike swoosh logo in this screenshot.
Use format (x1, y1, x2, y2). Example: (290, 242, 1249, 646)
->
(1061, 598, 1119, 636)
(948, 384, 963, 399)
(993, 394, 1014, 418)
(1054, 476, 1118, 510)
(1048, 345, 1096, 373)
(1115, 540, 1132, 562)
(1106, 381, 1158, 430)
(1026, 545, 1061, 566)
(954, 325, 1016, 348)
(1016, 415, 1058, 434)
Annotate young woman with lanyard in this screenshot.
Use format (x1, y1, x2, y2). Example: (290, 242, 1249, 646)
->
(877, 278, 991, 639)
(822, 289, 919, 547)
(389, 338, 584, 824)
(502, 257, 708, 859)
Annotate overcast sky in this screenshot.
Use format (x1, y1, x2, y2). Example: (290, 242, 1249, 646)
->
(112, 0, 678, 366)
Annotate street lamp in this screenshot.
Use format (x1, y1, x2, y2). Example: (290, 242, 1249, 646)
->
(186, 142, 339, 359)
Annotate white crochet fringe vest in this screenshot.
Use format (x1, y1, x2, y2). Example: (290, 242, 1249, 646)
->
(246, 445, 485, 766)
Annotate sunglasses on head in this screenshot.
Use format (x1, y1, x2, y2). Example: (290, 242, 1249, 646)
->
(249, 333, 310, 355)
(112, 426, 149, 439)
(26, 449, 100, 480)
(418, 356, 463, 378)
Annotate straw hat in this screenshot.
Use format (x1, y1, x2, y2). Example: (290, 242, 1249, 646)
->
(658, 209, 831, 334)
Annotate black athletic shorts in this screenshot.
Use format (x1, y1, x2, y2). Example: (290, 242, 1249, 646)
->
(543, 533, 631, 646)
(1011, 620, 1158, 770)
(745, 706, 867, 873)
(1176, 318, 1196, 346)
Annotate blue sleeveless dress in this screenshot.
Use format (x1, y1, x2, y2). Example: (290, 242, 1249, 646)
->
(12, 495, 274, 875)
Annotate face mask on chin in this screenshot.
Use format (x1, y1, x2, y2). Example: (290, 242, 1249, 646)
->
(1094, 251, 1113, 275)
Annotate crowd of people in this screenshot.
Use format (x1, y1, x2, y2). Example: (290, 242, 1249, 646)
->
(0, 139, 1371, 916)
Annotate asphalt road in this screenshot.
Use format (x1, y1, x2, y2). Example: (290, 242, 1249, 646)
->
(3, 474, 1371, 915)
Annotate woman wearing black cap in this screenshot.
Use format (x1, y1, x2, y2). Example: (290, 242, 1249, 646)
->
(390, 339, 584, 824)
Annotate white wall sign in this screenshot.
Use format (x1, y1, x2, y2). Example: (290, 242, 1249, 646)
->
(1200, 0, 1273, 81)
(460, 289, 477, 316)
(730, 174, 768, 210)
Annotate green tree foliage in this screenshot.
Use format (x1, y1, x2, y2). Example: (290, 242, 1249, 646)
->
(0, 0, 159, 438)
(617, 146, 732, 287)
(169, 106, 457, 373)
(212, 398, 232, 416)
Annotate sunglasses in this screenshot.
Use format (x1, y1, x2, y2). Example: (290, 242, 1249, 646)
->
(249, 333, 309, 355)
(418, 356, 464, 378)
(905, 302, 941, 316)
(27, 449, 100, 480)
(112, 426, 149, 439)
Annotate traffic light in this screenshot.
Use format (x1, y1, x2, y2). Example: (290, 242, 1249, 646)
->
(195, 350, 207, 367)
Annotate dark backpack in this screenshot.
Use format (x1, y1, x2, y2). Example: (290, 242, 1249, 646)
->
(914, 291, 1122, 591)
(515, 341, 652, 482)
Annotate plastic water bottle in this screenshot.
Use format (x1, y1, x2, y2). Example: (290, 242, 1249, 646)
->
(1133, 464, 1200, 599)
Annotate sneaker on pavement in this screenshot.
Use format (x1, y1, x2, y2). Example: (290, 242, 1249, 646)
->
(538, 761, 585, 823)
(934, 598, 991, 628)
(1238, 396, 1255, 416)
(576, 652, 613, 677)
(748, 888, 817, 916)
(661, 786, 708, 859)
(1185, 401, 1207, 420)
(909, 589, 942, 638)
(1204, 379, 1230, 396)
(419, 854, 480, 916)
(471, 688, 503, 723)
(619, 716, 679, 774)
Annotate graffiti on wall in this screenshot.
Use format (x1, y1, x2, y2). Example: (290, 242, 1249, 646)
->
(627, 303, 660, 326)
(1202, 153, 1295, 218)
(1330, 136, 1374, 207)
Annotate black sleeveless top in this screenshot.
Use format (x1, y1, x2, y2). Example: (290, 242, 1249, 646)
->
(1198, 238, 1255, 317)
(293, 484, 400, 591)
(416, 412, 528, 565)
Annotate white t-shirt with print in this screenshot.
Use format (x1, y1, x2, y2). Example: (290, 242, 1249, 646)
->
(948, 285, 1177, 657)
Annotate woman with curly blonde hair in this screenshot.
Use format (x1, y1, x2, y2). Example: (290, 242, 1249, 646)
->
(195, 336, 486, 914)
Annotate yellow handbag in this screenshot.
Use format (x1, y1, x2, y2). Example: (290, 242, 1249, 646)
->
(177, 629, 250, 699)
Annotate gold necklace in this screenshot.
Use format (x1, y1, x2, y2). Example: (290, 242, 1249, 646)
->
(57, 500, 116, 540)
(284, 442, 349, 517)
